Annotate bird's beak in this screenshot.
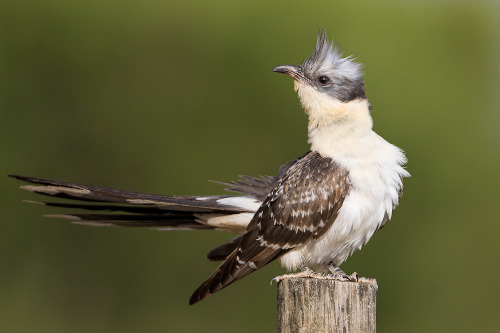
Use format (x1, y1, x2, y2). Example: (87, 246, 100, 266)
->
(273, 65, 311, 85)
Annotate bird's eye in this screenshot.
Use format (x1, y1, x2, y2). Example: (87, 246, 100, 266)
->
(317, 76, 330, 86)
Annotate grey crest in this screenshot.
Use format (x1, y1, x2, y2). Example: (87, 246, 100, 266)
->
(301, 30, 366, 102)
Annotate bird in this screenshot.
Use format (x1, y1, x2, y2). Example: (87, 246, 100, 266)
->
(9, 30, 409, 305)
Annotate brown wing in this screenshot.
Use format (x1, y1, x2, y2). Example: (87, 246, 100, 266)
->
(189, 152, 351, 304)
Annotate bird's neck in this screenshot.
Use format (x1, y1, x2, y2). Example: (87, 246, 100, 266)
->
(307, 114, 372, 161)
(296, 85, 374, 160)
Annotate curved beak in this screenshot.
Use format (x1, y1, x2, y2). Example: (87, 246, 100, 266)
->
(272, 65, 311, 85)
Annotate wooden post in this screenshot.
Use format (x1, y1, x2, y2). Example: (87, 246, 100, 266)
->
(277, 277, 377, 333)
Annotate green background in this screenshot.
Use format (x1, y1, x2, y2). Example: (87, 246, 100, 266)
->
(2, 0, 499, 332)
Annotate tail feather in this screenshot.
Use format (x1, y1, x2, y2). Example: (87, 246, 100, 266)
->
(9, 174, 260, 233)
(10, 175, 250, 213)
(26, 200, 173, 214)
(8, 161, 299, 304)
(45, 212, 210, 228)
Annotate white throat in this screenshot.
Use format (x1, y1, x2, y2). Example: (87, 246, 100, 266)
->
(294, 81, 374, 161)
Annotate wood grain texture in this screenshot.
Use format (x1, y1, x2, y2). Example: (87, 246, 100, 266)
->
(277, 277, 377, 333)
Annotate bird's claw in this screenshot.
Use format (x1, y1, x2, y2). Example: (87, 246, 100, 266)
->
(270, 268, 316, 284)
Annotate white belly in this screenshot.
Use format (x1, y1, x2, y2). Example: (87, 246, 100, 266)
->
(279, 137, 408, 271)
(302, 187, 387, 267)
(279, 184, 389, 271)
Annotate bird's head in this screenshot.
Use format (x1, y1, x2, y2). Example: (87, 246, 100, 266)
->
(273, 30, 371, 129)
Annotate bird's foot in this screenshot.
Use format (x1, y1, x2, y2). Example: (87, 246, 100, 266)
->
(327, 262, 359, 282)
(271, 263, 370, 284)
(271, 267, 326, 284)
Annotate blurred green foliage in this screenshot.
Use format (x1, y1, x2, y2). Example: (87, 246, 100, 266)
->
(1, 0, 499, 332)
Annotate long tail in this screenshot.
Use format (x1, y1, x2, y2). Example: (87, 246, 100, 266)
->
(9, 155, 297, 232)
(9, 174, 277, 260)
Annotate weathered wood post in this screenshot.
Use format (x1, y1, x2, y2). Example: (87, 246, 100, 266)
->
(277, 277, 377, 333)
